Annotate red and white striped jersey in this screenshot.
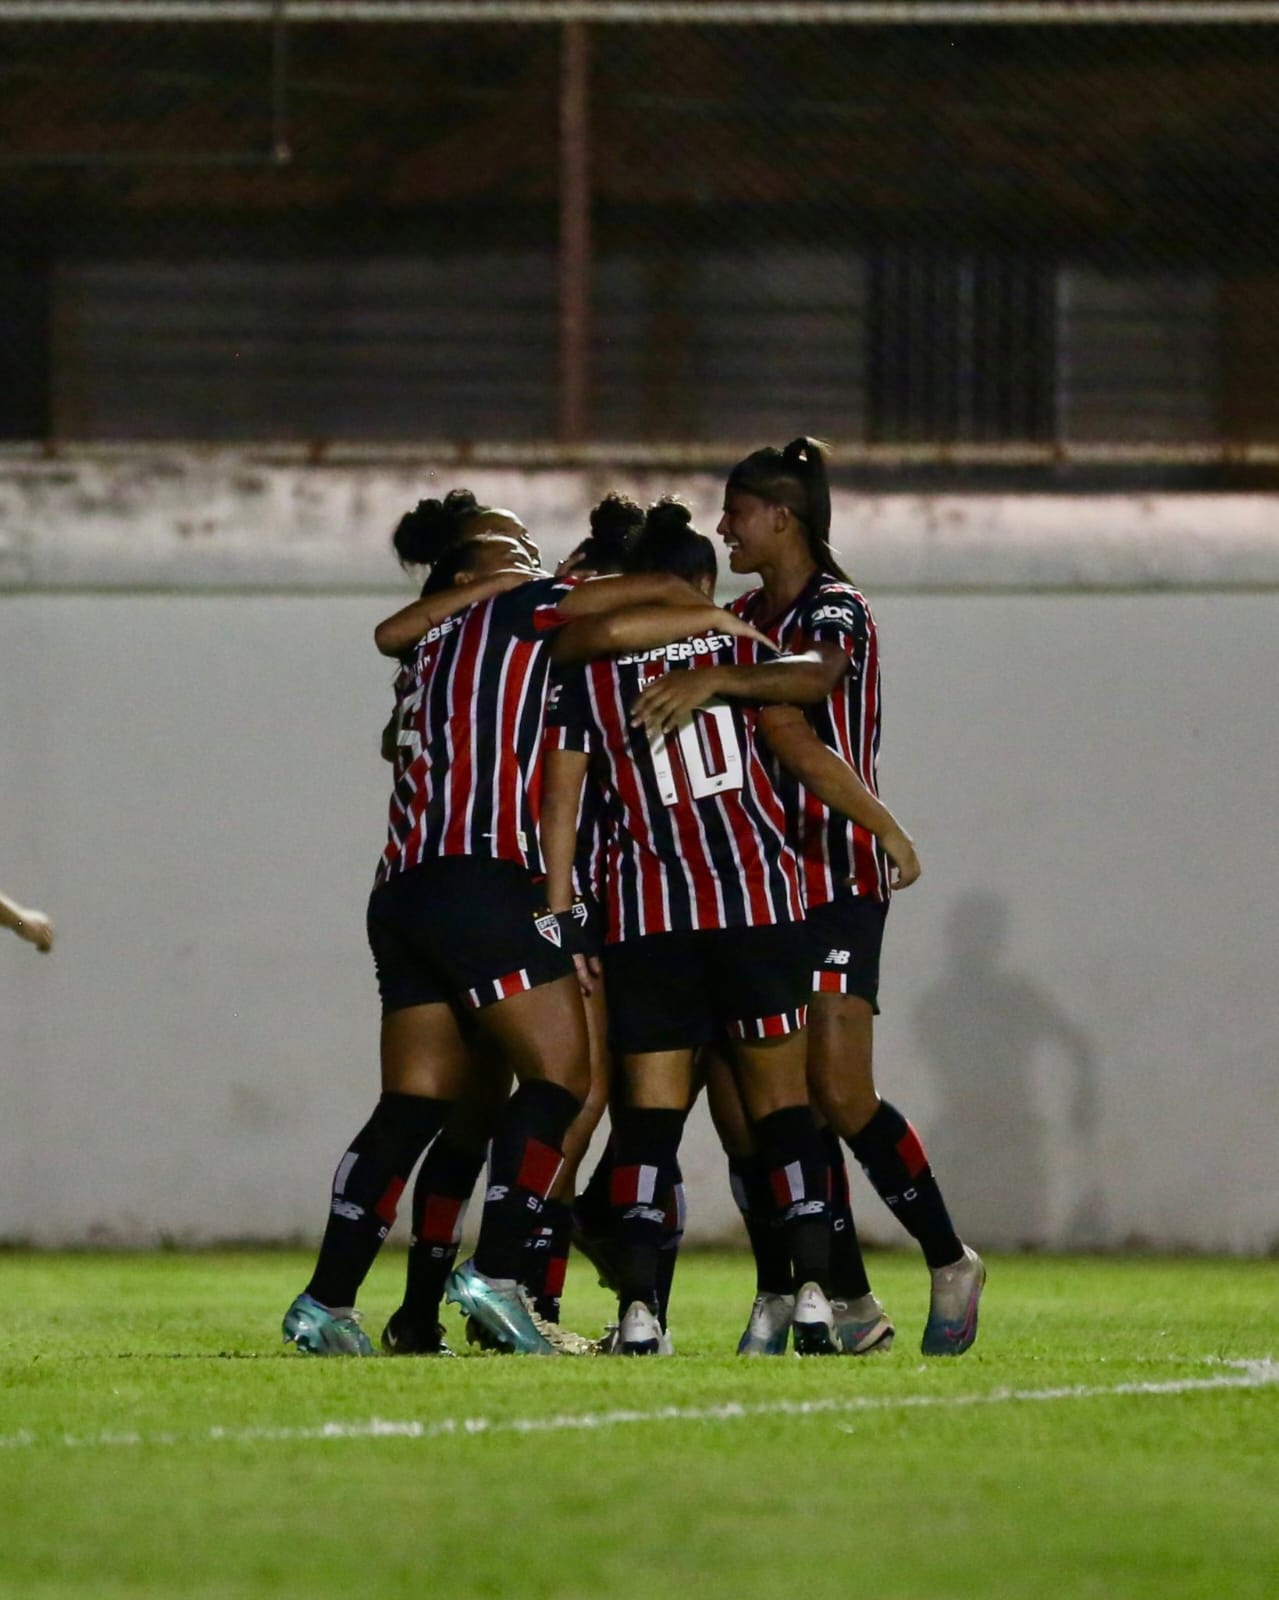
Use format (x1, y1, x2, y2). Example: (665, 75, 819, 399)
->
(376, 576, 573, 885)
(547, 628, 804, 943)
(728, 574, 890, 906)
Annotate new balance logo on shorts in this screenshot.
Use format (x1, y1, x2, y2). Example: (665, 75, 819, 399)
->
(825, 949, 851, 966)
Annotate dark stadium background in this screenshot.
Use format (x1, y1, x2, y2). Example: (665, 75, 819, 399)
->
(4, 6, 1279, 484)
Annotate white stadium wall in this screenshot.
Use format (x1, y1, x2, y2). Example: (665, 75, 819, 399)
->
(2, 451, 1278, 1254)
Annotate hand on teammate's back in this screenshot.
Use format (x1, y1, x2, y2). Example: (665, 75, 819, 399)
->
(630, 668, 723, 734)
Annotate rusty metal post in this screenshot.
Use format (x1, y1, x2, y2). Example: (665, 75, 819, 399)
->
(558, 20, 591, 443)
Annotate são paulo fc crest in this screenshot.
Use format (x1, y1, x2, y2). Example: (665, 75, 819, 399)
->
(534, 911, 562, 948)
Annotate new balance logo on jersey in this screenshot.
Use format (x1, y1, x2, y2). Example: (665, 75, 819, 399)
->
(825, 949, 851, 966)
(617, 633, 734, 665)
(534, 911, 562, 948)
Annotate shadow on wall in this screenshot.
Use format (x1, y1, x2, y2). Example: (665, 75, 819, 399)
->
(912, 891, 1109, 1251)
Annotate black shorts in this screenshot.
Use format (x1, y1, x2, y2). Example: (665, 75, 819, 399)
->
(367, 857, 575, 1016)
(569, 890, 605, 961)
(806, 893, 889, 1012)
(602, 922, 810, 1056)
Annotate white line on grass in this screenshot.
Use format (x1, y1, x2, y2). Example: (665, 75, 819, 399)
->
(2, 1359, 1276, 1454)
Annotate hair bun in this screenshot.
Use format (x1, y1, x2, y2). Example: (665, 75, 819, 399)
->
(642, 496, 694, 543)
(588, 492, 645, 561)
(392, 488, 480, 568)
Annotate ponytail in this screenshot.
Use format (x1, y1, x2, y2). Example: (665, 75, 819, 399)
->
(726, 435, 849, 582)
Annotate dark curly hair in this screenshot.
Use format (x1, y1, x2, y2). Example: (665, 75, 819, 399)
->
(391, 488, 487, 570)
(573, 492, 645, 575)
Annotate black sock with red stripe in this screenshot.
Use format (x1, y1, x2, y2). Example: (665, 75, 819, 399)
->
(754, 1105, 832, 1290)
(654, 1170, 686, 1331)
(823, 1125, 872, 1299)
(848, 1100, 961, 1270)
(611, 1108, 686, 1315)
(473, 1079, 581, 1282)
(727, 1153, 793, 1297)
(305, 1092, 449, 1310)
(525, 1197, 573, 1322)
(401, 1130, 486, 1327)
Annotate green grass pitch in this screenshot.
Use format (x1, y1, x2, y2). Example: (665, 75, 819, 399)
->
(1, 1250, 1276, 1600)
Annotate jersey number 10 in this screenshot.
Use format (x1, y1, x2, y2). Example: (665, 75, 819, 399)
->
(648, 704, 744, 806)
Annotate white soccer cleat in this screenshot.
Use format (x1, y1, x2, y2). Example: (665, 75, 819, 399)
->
(609, 1300, 663, 1356)
(791, 1282, 839, 1356)
(600, 1316, 675, 1356)
(736, 1291, 795, 1356)
(922, 1245, 986, 1356)
(831, 1292, 895, 1355)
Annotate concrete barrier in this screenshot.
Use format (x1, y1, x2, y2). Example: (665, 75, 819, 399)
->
(2, 451, 1276, 1253)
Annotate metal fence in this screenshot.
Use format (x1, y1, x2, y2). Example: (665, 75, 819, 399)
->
(4, 2, 1279, 478)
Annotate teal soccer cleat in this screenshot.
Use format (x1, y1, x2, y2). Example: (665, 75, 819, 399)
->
(445, 1259, 557, 1355)
(736, 1291, 794, 1356)
(921, 1245, 986, 1356)
(282, 1292, 374, 1356)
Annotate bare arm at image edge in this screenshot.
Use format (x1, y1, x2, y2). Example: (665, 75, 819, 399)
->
(0, 890, 55, 952)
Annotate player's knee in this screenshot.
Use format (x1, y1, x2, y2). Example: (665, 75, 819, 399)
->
(813, 1075, 880, 1138)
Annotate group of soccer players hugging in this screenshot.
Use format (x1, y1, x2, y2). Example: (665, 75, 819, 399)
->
(282, 436, 985, 1361)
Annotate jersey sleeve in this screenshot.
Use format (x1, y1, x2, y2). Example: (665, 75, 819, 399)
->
(794, 587, 870, 681)
(545, 664, 594, 755)
(495, 575, 580, 641)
